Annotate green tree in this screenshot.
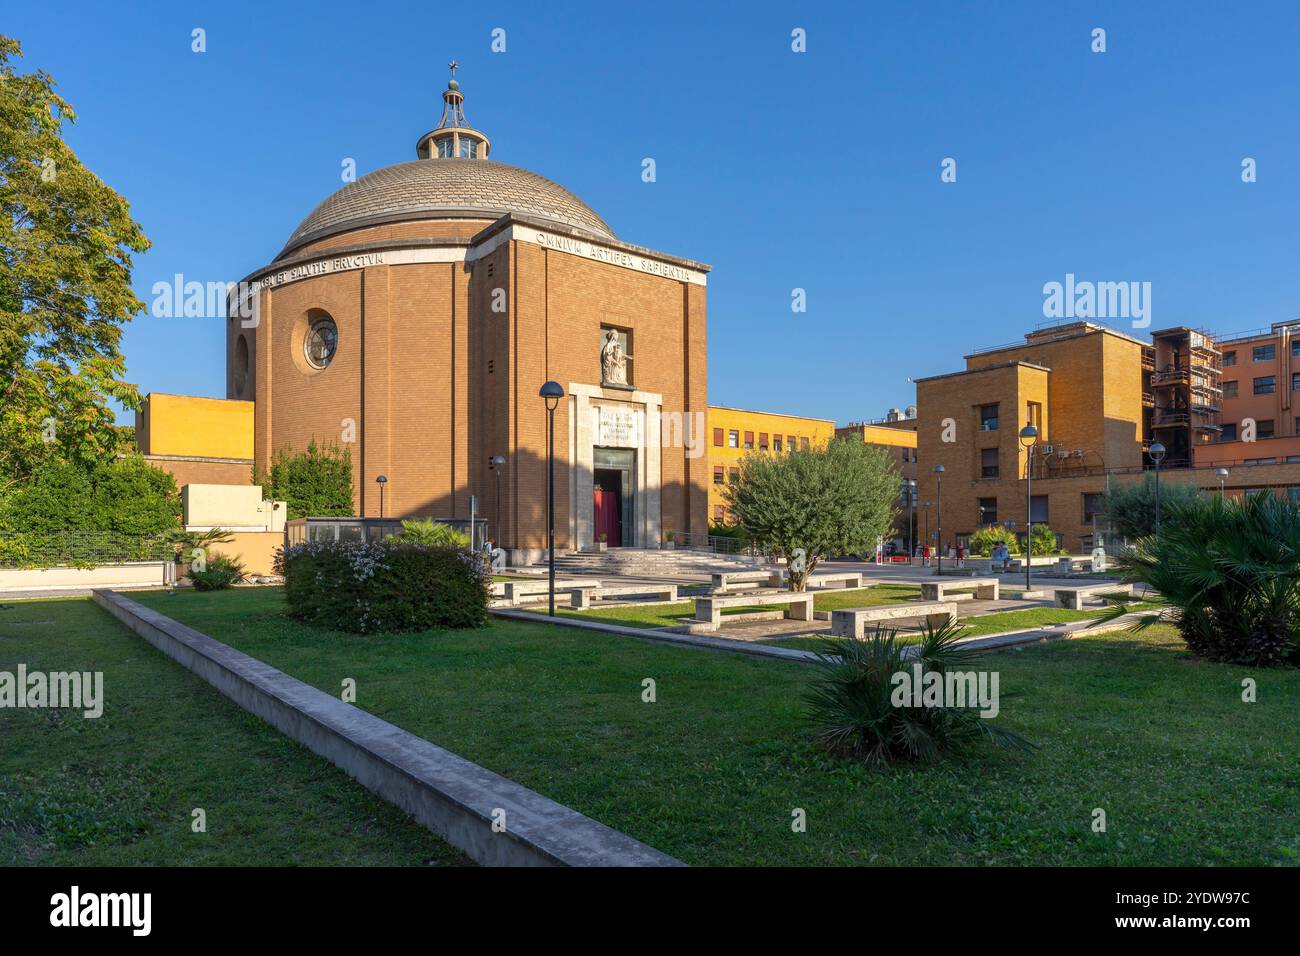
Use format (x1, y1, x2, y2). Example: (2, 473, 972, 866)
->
(968, 525, 1016, 557)
(723, 438, 898, 590)
(1103, 475, 1202, 540)
(0, 35, 151, 488)
(258, 440, 355, 519)
(0, 454, 179, 535)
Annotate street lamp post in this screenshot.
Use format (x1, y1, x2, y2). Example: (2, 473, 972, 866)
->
(907, 479, 917, 559)
(922, 501, 932, 562)
(1019, 424, 1038, 592)
(1150, 441, 1167, 532)
(490, 455, 506, 545)
(539, 382, 564, 616)
(932, 465, 945, 575)
(1215, 466, 1229, 499)
(375, 474, 388, 519)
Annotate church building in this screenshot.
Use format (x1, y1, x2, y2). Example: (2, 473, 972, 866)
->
(224, 66, 711, 563)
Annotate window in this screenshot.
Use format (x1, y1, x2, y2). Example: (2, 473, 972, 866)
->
(787, 435, 796, 452)
(743, 431, 754, 450)
(1223, 380, 1238, 399)
(1245, 488, 1269, 499)
(1254, 376, 1276, 395)
(1220, 423, 1237, 441)
(728, 468, 739, 485)
(436, 138, 455, 158)
(1257, 419, 1275, 438)
(758, 432, 769, 451)
(800, 437, 810, 451)
(1293, 340, 1300, 357)
(304, 314, 339, 369)
(980, 448, 999, 479)
(1253, 344, 1276, 362)
(727, 430, 739, 448)
(1223, 350, 1237, 367)
(713, 427, 724, 447)
(712, 466, 724, 485)
(1245, 458, 1277, 466)
(713, 505, 725, 521)
(979, 404, 999, 431)
(1292, 372, 1300, 392)
(457, 138, 478, 158)
(977, 498, 997, 526)
(773, 436, 783, 452)
(1030, 495, 1049, 524)
(1083, 493, 1104, 524)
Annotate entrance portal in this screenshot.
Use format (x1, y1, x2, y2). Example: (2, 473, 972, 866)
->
(592, 447, 635, 548)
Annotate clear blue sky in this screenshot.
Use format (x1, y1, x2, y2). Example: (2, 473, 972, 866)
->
(9, 1, 1300, 424)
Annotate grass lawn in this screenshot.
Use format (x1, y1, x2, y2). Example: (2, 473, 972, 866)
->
(0, 597, 468, 866)
(761, 603, 1159, 651)
(524, 584, 925, 630)
(129, 587, 1299, 866)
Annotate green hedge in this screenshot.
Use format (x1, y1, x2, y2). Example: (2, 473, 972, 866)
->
(279, 540, 489, 633)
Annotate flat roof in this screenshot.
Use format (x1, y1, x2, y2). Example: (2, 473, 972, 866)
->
(707, 404, 835, 425)
(913, 360, 1051, 385)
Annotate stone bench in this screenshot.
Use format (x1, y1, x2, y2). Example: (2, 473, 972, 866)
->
(570, 584, 678, 609)
(503, 579, 601, 606)
(830, 601, 959, 639)
(920, 577, 999, 602)
(710, 570, 781, 593)
(692, 590, 815, 631)
(1053, 583, 1133, 611)
(782, 571, 864, 590)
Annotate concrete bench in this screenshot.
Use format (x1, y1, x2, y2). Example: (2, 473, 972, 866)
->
(503, 579, 601, 606)
(830, 601, 959, 639)
(692, 590, 814, 631)
(799, 571, 865, 590)
(920, 577, 999, 602)
(711, 570, 781, 593)
(570, 584, 678, 609)
(1054, 584, 1133, 611)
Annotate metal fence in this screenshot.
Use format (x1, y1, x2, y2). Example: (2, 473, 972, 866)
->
(0, 532, 176, 569)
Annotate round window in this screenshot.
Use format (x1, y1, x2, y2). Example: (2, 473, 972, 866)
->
(304, 316, 338, 369)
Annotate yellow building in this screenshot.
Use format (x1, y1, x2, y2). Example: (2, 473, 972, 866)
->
(135, 393, 255, 488)
(707, 405, 836, 523)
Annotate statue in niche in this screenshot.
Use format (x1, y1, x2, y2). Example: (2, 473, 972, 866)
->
(601, 329, 630, 386)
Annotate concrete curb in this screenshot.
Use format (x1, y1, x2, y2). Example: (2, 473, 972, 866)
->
(491, 608, 820, 663)
(93, 589, 682, 868)
(493, 606, 1151, 664)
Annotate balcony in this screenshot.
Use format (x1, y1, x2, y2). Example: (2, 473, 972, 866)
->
(1151, 368, 1190, 387)
(1153, 410, 1190, 427)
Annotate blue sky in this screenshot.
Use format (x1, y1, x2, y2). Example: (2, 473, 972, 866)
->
(9, 1, 1300, 423)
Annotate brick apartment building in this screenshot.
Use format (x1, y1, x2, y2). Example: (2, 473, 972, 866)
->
(223, 68, 710, 563)
(914, 320, 1300, 555)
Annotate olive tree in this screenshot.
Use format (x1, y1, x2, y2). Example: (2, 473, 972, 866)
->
(723, 438, 899, 590)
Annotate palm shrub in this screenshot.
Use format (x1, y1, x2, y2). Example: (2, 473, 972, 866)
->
(803, 620, 1033, 769)
(1099, 492, 1300, 666)
(188, 554, 245, 591)
(397, 518, 471, 548)
(968, 526, 1016, 557)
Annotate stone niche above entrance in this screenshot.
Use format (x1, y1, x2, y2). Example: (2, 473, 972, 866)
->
(567, 383, 663, 550)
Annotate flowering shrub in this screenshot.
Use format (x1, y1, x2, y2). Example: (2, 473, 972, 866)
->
(277, 539, 490, 633)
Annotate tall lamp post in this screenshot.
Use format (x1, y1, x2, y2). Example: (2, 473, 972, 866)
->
(1019, 424, 1038, 591)
(490, 455, 506, 544)
(539, 381, 564, 616)
(375, 474, 388, 519)
(1150, 441, 1167, 532)
(1215, 466, 1228, 499)
(932, 465, 945, 575)
(906, 478, 917, 559)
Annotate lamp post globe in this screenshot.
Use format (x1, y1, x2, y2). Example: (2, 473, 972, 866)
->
(1019, 424, 1038, 590)
(538, 382, 564, 616)
(375, 474, 388, 519)
(1149, 441, 1167, 533)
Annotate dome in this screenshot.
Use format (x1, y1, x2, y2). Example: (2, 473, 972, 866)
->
(279, 158, 616, 259)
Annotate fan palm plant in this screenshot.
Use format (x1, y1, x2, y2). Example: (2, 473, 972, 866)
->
(803, 619, 1034, 769)
(1094, 492, 1300, 666)
(396, 518, 471, 548)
